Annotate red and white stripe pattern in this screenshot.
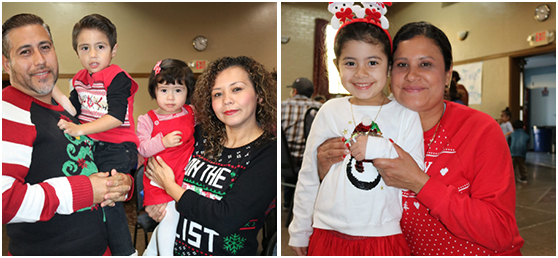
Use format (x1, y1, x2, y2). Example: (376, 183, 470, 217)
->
(2, 98, 90, 224)
(74, 79, 131, 126)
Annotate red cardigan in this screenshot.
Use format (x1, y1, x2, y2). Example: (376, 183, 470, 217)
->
(401, 101, 524, 255)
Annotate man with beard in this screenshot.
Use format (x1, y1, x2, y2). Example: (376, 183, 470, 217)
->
(2, 13, 133, 255)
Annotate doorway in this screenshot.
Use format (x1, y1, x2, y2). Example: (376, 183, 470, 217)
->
(513, 52, 556, 152)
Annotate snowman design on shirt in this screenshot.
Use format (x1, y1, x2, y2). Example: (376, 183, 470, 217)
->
(346, 115, 383, 190)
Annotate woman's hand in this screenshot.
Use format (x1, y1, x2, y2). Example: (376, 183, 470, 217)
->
(290, 246, 308, 256)
(145, 156, 175, 190)
(316, 137, 349, 181)
(373, 141, 429, 193)
(145, 203, 168, 222)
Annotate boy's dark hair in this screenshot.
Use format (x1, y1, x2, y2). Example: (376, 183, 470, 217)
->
(334, 22, 392, 63)
(72, 14, 117, 52)
(512, 120, 524, 129)
(502, 107, 512, 119)
(393, 21, 453, 72)
(2, 13, 52, 58)
(148, 58, 195, 100)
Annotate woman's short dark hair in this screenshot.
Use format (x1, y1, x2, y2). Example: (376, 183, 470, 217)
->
(392, 21, 453, 72)
(333, 22, 392, 63)
(148, 58, 195, 100)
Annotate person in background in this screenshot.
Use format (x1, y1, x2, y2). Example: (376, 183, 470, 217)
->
(137, 58, 196, 255)
(2, 13, 132, 256)
(452, 70, 468, 105)
(144, 56, 277, 255)
(315, 21, 524, 255)
(281, 77, 322, 210)
(54, 13, 139, 255)
(447, 80, 465, 105)
(509, 120, 530, 183)
(500, 107, 514, 140)
(313, 94, 326, 104)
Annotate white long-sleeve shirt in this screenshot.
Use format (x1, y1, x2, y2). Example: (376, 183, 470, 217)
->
(288, 97, 424, 247)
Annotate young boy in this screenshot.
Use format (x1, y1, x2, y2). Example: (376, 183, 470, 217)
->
(54, 14, 139, 255)
(509, 120, 530, 183)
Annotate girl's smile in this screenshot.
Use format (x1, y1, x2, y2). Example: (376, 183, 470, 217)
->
(336, 40, 389, 106)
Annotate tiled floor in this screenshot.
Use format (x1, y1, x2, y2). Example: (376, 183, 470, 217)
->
(280, 151, 556, 256)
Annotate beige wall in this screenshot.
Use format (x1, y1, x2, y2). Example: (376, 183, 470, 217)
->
(388, 2, 556, 117)
(281, 3, 330, 101)
(281, 2, 556, 118)
(3, 2, 277, 121)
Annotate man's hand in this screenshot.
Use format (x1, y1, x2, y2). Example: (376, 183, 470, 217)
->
(89, 172, 111, 204)
(57, 119, 83, 137)
(162, 131, 183, 148)
(101, 169, 132, 207)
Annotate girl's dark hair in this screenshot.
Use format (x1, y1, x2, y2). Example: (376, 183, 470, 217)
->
(333, 22, 392, 62)
(72, 14, 117, 52)
(502, 107, 512, 119)
(452, 70, 461, 82)
(392, 21, 453, 72)
(192, 56, 277, 160)
(148, 59, 195, 100)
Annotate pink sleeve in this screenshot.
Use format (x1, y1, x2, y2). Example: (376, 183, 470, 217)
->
(137, 113, 166, 158)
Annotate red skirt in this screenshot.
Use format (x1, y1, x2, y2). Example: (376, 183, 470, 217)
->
(307, 228, 411, 256)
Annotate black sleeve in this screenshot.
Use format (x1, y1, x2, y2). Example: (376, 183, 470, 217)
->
(69, 89, 81, 116)
(106, 72, 132, 122)
(175, 139, 277, 236)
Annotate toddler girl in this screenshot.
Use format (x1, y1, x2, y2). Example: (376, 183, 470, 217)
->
(288, 3, 424, 255)
(500, 107, 513, 139)
(136, 58, 196, 255)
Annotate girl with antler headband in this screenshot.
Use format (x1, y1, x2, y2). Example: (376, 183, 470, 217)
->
(288, 2, 423, 256)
